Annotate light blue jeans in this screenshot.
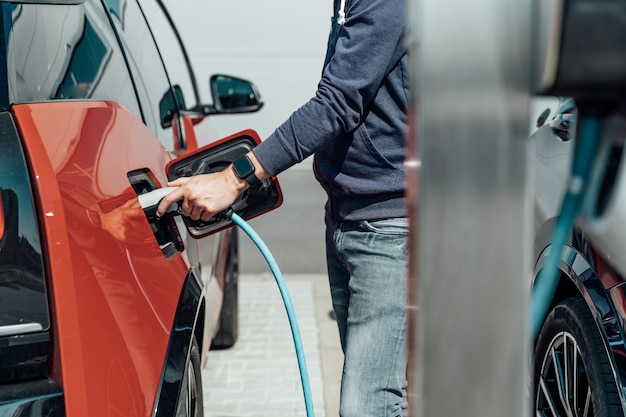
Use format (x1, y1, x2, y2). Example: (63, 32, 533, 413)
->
(325, 216, 408, 417)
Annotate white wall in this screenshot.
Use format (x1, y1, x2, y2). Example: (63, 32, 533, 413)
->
(163, 0, 330, 141)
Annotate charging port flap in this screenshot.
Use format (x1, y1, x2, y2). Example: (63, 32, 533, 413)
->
(166, 129, 283, 238)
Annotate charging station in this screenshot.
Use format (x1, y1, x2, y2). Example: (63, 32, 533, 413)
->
(408, 0, 626, 416)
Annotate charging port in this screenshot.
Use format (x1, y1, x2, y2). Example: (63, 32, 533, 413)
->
(128, 169, 183, 258)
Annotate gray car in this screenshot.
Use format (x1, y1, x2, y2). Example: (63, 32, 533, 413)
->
(531, 96, 626, 417)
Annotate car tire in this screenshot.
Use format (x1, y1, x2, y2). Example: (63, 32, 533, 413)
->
(211, 228, 239, 349)
(175, 337, 204, 417)
(534, 297, 622, 417)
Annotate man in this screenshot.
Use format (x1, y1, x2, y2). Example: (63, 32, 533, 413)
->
(157, 0, 409, 414)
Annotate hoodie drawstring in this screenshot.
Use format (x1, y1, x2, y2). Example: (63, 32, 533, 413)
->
(338, 0, 346, 25)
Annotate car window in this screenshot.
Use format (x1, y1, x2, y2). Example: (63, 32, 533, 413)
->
(103, 0, 182, 151)
(0, 116, 48, 334)
(3, 1, 141, 120)
(137, 0, 199, 111)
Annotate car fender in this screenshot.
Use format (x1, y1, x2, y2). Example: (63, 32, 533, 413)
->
(534, 244, 626, 411)
(13, 101, 193, 416)
(153, 266, 205, 417)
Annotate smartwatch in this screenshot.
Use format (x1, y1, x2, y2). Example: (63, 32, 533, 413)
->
(232, 154, 260, 186)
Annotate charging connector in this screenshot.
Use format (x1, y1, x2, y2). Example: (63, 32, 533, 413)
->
(138, 186, 181, 220)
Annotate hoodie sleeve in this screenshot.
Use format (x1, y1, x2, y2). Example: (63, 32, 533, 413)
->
(253, 0, 407, 176)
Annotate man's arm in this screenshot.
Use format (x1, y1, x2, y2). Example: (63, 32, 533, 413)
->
(253, 0, 407, 176)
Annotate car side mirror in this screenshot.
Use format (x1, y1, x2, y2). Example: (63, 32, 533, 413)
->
(210, 74, 263, 114)
(166, 129, 282, 238)
(159, 85, 186, 128)
(532, 0, 626, 102)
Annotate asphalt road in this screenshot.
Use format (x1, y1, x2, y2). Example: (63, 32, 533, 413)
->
(239, 162, 328, 274)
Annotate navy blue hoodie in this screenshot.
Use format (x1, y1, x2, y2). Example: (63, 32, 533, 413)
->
(253, 0, 409, 221)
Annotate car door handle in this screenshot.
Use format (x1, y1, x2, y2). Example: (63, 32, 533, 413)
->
(549, 113, 576, 141)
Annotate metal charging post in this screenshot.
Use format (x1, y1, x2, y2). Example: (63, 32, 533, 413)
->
(406, 0, 532, 416)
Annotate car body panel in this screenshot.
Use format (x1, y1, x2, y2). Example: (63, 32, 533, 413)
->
(13, 100, 189, 416)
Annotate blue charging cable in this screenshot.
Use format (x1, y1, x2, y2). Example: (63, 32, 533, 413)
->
(530, 114, 603, 340)
(141, 187, 316, 415)
(230, 212, 316, 417)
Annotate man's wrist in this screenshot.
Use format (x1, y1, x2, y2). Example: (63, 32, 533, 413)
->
(229, 164, 250, 191)
(232, 154, 261, 187)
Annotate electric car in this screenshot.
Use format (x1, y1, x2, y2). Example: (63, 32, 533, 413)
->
(531, 96, 626, 416)
(0, 0, 282, 416)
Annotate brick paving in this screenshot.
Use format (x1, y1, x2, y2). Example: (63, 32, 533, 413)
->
(202, 275, 329, 417)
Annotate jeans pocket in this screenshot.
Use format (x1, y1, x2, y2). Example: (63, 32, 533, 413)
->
(361, 218, 409, 235)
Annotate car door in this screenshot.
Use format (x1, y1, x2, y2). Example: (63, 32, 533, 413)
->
(103, 0, 236, 359)
(531, 97, 576, 257)
(111, 0, 267, 354)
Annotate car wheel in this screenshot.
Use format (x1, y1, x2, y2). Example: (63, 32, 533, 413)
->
(212, 228, 239, 349)
(175, 338, 204, 417)
(534, 297, 622, 417)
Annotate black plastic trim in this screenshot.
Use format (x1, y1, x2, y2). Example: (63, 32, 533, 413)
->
(153, 267, 203, 417)
(0, 377, 65, 416)
(0, 332, 51, 383)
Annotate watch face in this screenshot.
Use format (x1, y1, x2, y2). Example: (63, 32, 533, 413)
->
(234, 155, 255, 178)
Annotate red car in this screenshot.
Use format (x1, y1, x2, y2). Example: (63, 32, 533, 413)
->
(0, 0, 281, 416)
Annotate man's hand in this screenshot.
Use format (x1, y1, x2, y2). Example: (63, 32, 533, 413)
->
(156, 167, 247, 221)
(156, 152, 269, 222)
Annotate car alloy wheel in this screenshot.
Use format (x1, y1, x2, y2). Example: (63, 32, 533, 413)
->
(176, 338, 204, 417)
(534, 297, 622, 417)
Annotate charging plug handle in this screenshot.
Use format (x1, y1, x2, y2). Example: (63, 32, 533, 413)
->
(138, 186, 180, 220)
(138, 186, 235, 224)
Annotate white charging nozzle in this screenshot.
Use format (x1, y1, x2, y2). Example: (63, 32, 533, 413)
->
(138, 186, 180, 220)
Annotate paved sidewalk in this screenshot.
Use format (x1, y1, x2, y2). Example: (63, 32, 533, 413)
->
(202, 274, 342, 417)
